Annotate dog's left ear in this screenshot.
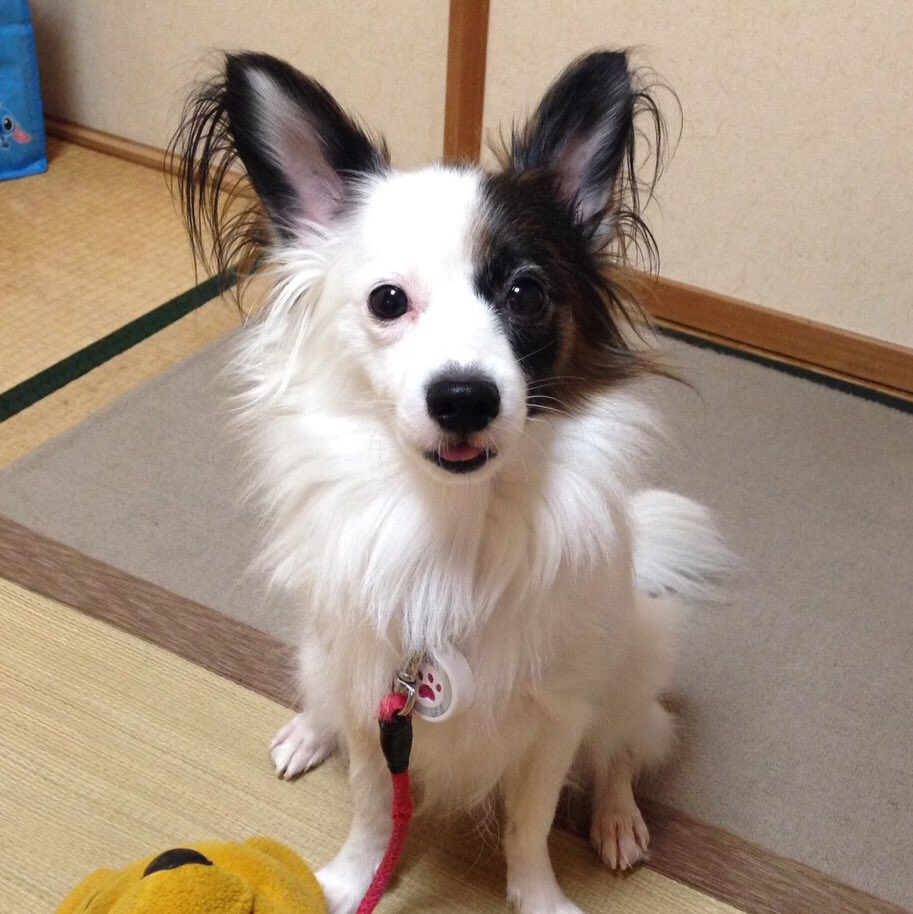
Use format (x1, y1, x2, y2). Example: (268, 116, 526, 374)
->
(511, 51, 636, 232)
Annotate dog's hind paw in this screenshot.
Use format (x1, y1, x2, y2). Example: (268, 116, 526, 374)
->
(270, 713, 335, 779)
(317, 865, 372, 914)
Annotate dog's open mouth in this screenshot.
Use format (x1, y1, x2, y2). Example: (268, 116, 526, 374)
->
(425, 443, 495, 474)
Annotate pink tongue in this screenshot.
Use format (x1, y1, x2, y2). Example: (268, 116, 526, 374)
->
(440, 443, 482, 462)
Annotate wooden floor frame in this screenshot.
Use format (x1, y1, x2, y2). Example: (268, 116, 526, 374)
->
(1, 515, 907, 914)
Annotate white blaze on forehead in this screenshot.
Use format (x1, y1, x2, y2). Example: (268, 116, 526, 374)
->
(341, 164, 528, 449)
(313, 162, 531, 473)
(354, 166, 482, 282)
(353, 167, 515, 374)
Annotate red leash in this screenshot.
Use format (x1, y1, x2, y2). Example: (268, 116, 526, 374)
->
(356, 691, 415, 914)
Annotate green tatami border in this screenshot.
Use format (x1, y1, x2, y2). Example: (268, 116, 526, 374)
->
(656, 326, 913, 416)
(0, 272, 235, 424)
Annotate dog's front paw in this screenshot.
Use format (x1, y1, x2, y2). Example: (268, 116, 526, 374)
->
(590, 801, 650, 871)
(549, 902, 586, 914)
(508, 878, 586, 914)
(317, 864, 371, 914)
(270, 713, 335, 779)
(509, 889, 586, 914)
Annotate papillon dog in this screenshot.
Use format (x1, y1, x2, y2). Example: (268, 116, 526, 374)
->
(172, 49, 732, 914)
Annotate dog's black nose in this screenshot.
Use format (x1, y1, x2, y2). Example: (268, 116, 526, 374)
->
(426, 374, 500, 435)
(143, 848, 213, 878)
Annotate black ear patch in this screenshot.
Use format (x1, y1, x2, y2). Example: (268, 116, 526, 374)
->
(170, 51, 389, 281)
(510, 51, 635, 229)
(476, 170, 651, 411)
(223, 53, 389, 233)
(480, 50, 672, 409)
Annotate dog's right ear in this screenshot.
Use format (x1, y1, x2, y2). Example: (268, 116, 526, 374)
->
(223, 53, 388, 232)
(172, 52, 389, 274)
(510, 52, 636, 235)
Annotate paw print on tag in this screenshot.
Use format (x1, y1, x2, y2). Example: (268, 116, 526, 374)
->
(412, 645, 474, 722)
(414, 662, 451, 719)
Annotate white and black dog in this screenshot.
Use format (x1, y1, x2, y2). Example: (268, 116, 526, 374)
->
(173, 50, 731, 914)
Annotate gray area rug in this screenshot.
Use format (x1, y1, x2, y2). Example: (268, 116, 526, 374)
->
(2, 335, 911, 908)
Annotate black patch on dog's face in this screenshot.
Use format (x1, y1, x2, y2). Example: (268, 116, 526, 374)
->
(474, 170, 646, 413)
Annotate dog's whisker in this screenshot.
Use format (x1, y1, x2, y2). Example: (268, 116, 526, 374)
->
(524, 376, 586, 391)
(516, 425, 552, 465)
(515, 340, 556, 366)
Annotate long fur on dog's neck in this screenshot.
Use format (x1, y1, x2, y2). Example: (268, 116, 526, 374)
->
(230, 234, 659, 721)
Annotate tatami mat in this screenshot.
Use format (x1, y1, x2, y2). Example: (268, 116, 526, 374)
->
(0, 578, 739, 914)
(0, 293, 240, 468)
(1, 138, 199, 392)
(2, 336, 909, 910)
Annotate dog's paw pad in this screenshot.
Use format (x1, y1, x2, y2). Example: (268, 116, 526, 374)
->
(591, 804, 650, 871)
(270, 713, 334, 779)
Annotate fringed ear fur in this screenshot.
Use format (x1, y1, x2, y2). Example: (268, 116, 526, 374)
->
(169, 52, 389, 284)
(508, 50, 672, 267)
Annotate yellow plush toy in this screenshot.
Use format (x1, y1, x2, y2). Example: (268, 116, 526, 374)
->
(57, 837, 326, 914)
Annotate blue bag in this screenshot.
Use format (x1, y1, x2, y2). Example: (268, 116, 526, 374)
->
(0, 0, 46, 181)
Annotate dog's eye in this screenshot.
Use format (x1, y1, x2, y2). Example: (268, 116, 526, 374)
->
(368, 284, 409, 320)
(1, 118, 11, 132)
(505, 278, 545, 314)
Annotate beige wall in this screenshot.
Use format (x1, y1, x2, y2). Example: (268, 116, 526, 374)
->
(30, 1, 448, 170)
(484, 1, 913, 348)
(27, 1, 913, 346)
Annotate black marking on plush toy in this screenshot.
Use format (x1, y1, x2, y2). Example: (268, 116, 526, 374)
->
(143, 848, 213, 877)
